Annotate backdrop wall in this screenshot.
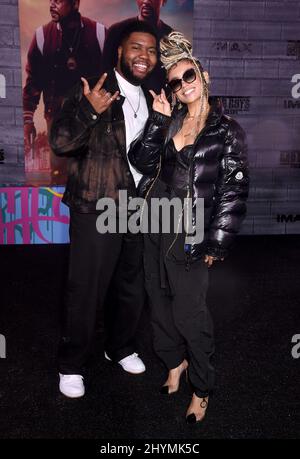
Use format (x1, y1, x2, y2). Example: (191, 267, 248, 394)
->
(193, 0, 300, 235)
(0, 0, 300, 244)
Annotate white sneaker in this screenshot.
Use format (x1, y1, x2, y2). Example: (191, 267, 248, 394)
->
(59, 373, 85, 398)
(104, 352, 146, 374)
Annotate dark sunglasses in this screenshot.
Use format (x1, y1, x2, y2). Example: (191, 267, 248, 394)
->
(167, 68, 197, 93)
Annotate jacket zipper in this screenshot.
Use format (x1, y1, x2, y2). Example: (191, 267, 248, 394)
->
(184, 125, 211, 268)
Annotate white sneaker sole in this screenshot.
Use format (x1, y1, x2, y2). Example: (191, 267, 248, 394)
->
(104, 352, 146, 374)
(120, 367, 146, 375)
(59, 387, 85, 398)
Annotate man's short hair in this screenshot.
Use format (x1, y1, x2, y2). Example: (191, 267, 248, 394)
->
(118, 20, 158, 49)
(68, 0, 80, 7)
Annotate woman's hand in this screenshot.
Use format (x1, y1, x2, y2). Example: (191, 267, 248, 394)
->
(204, 255, 224, 267)
(149, 88, 171, 117)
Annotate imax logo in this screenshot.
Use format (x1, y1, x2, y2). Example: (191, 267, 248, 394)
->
(284, 99, 300, 108)
(277, 214, 300, 223)
(280, 150, 300, 168)
(213, 41, 252, 54)
(0, 334, 6, 358)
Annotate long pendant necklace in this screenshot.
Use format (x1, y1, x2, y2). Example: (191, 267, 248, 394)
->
(62, 26, 81, 71)
(182, 97, 209, 139)
(183, 118, 206, 138)
(118, 80, 141, 118)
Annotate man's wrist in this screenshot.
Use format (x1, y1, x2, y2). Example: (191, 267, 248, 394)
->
(78, 96, 101, 125)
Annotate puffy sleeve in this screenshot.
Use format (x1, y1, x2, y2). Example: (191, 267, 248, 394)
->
(128, 110, 172, 175)
(206, 118, 250, 259)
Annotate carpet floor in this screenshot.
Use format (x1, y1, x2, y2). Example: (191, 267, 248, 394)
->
(0, 235, 299, 439)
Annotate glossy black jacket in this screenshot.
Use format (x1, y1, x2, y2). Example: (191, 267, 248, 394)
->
(128, 96, 249, 260)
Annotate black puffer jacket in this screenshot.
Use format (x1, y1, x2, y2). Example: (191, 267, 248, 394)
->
(128, 96, 249, 260)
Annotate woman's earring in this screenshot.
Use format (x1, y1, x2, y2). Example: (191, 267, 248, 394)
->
(176, 98, 183, 110)
(171, 93, 177, 110)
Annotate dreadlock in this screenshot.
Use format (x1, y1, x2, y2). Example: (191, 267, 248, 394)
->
(160, 31, 209, 98)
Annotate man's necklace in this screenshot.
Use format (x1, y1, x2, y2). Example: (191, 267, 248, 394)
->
(118, 80, 141, 118)
(62, 26, 81, 71)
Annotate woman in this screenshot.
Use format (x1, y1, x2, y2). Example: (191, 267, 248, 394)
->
(129, 32, 249, 424)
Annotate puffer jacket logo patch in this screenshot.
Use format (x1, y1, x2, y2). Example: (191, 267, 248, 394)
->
(235, 171, 244, 180)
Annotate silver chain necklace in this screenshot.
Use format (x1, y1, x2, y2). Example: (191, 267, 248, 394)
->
(118, 80, 141, 118)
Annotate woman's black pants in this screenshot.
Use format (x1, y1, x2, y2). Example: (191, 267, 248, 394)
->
(144, 234, 215, 398)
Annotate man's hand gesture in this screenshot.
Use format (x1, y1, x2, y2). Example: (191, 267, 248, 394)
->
(81, 73, 119, 115)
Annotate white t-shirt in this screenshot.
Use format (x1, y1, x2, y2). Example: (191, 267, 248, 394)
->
(115, 70, 149, 187)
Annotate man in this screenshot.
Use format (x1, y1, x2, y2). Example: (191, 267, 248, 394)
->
(102, 0, 172, 93)
(23, 0, 105, 177)
(50, 20, 158, 398)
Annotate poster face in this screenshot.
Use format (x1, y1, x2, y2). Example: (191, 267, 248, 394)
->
(18, 0, 194, 185)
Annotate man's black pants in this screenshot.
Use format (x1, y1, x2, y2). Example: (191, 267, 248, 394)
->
(58, 210, 145, 374)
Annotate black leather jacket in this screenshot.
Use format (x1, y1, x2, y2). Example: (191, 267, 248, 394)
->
(128, 97, 249, 260)
(49, 72, 151, 212)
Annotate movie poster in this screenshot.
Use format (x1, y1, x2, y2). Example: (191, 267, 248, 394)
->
(18, 0, 194, 185)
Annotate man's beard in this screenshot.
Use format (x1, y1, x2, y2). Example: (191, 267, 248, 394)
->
(120, 56, 153, 86)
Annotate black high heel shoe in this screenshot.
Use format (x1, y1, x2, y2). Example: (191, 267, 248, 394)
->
(186, 395, 209, 424)
(160, 360, 188, 395)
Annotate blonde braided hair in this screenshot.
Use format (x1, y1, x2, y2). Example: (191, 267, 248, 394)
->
(160, 31, 209, 98)
(160, 31, 193, 70)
